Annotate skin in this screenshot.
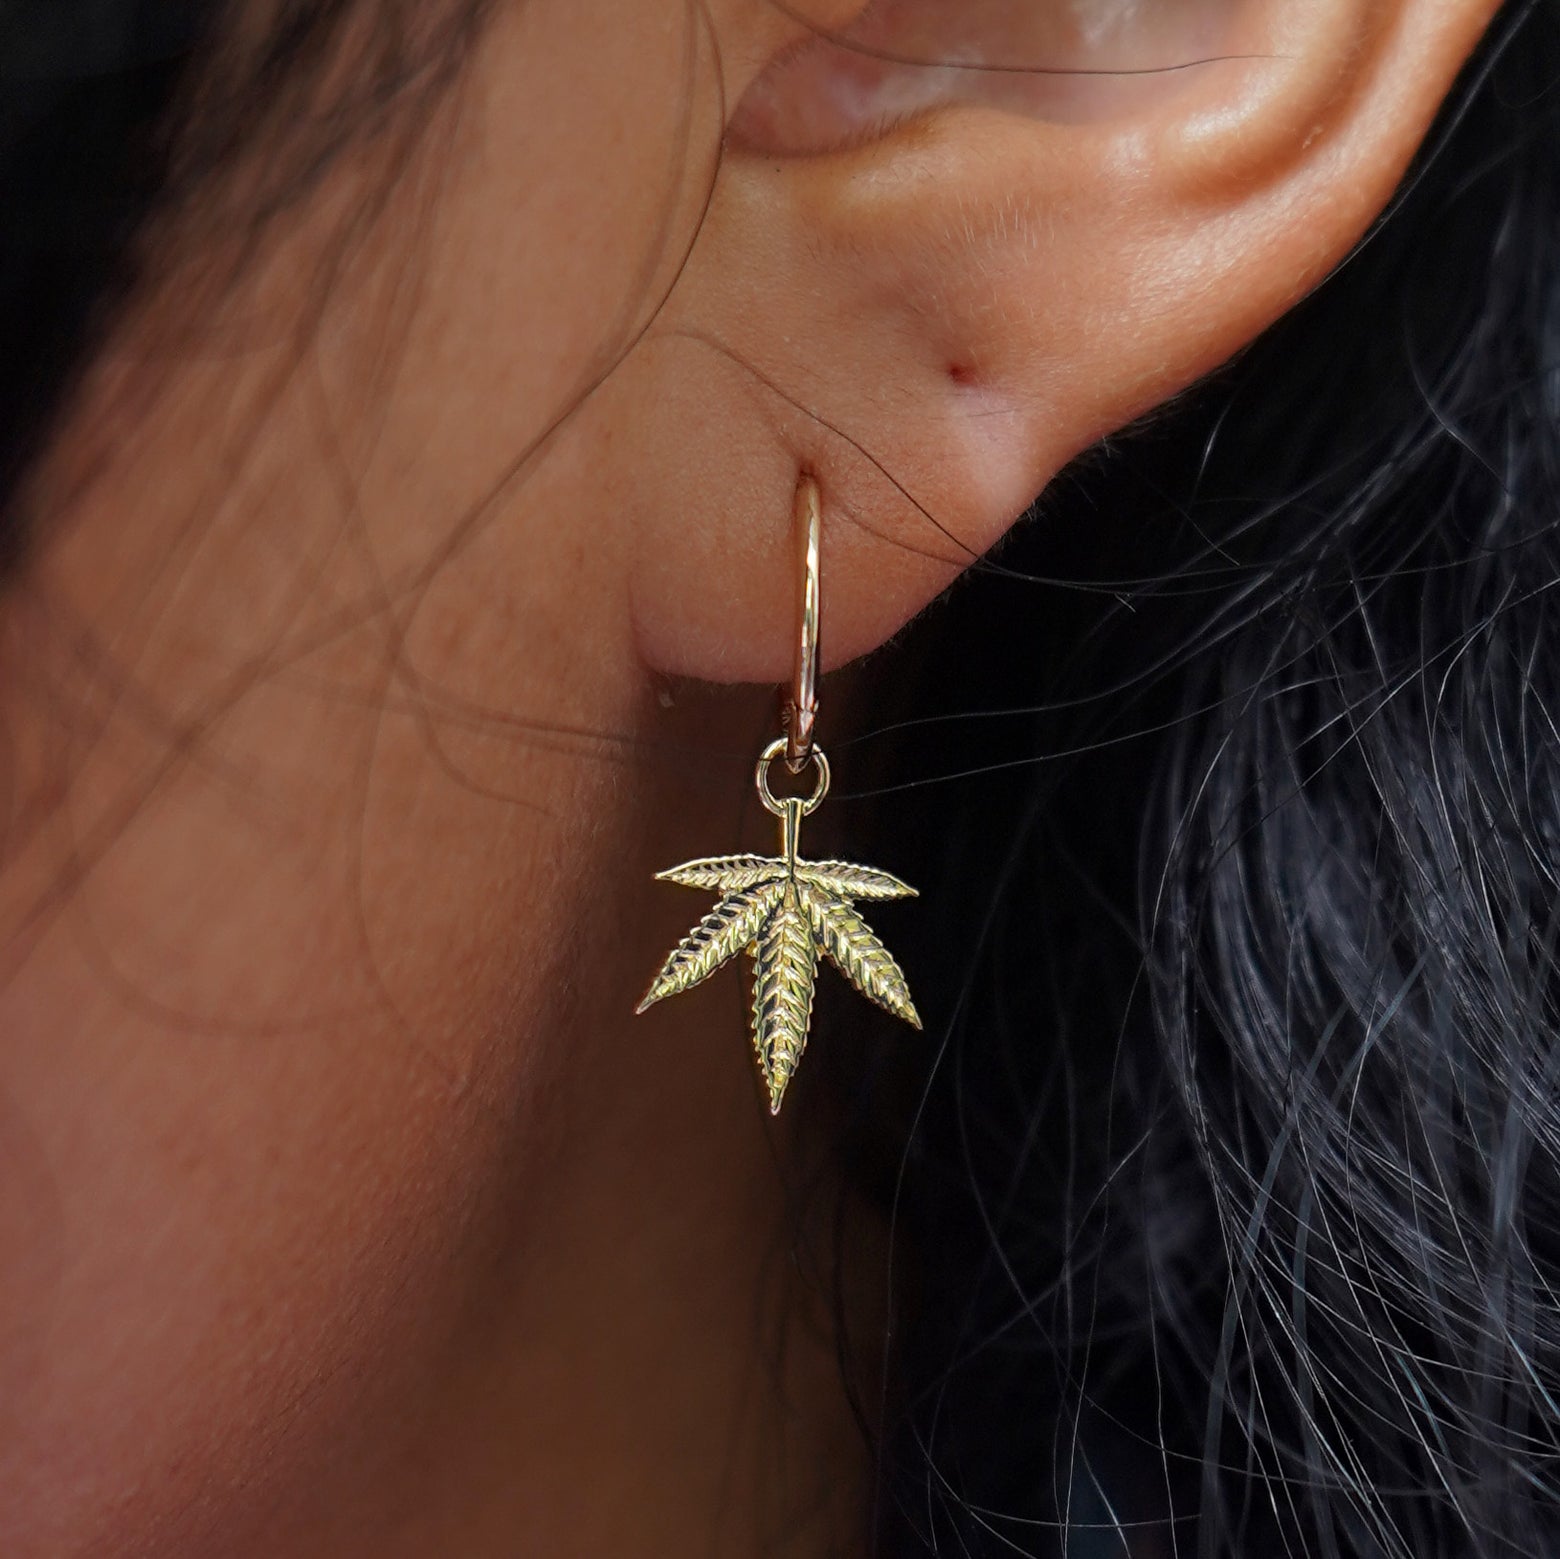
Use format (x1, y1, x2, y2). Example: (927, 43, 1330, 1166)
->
(0, 0, 1503, 1553)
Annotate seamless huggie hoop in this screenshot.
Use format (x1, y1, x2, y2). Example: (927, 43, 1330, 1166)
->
(636, 471, 922, 1116)
(785, 472, 821, 774)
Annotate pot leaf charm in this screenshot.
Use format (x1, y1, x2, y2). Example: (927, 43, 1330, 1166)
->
(637, 742, 920, 1114)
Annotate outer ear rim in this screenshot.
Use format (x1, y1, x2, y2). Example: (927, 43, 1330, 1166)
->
(734, 0, 1501, 208)
(1162, 0, 1506, 201)
(741, 0, 1506, 438)
(631, 0, 1503, 687)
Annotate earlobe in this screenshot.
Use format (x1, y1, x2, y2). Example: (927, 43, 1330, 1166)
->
(626, 0, 1501, 684)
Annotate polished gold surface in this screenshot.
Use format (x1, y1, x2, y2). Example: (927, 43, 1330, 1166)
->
(637, 739, 920, 1114)
(783, 473, 821, 774)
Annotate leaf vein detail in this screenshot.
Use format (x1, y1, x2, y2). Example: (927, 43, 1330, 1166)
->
(637, 882, 784, 1011)
(752, 885, 818, 1113)
(795, 861, 917, 901)
(801, 885, 921, 1028)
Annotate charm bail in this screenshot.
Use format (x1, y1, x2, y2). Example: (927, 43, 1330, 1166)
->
(636, 471, 921, 1114)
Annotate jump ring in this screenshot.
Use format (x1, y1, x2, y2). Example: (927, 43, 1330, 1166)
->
(756, 737, 830, 817)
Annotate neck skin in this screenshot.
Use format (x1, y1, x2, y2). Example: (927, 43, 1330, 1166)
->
(0, 3, 891, 1553)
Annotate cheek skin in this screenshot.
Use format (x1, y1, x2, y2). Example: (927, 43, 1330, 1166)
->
(0, 692, 609, 1557)
(0, 1001, 491, 1555)
(0, 0, 744, 1541)
(0, 398, 644, 1554)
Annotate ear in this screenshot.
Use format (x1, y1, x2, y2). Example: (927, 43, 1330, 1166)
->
(619, 0, 1501, 682)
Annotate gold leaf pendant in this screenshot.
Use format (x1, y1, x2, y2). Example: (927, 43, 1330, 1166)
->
(637, 738, 920, 1114)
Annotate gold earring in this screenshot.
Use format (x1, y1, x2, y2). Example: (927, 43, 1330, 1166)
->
(636, 472, 922, 1115)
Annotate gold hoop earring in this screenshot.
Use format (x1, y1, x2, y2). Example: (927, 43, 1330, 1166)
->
(636, 472, 922, 1115)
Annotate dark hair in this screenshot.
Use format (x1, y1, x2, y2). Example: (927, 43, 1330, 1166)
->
(0, 0, 486, 564)
(857, 1, 1560, 1551)
(1, 1, 205, 539)
(5, 2, 1560, 1555)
